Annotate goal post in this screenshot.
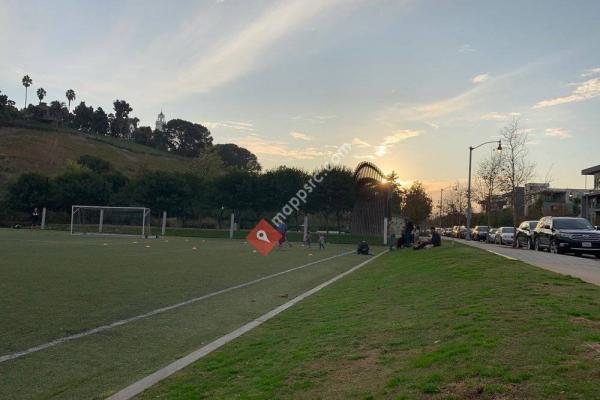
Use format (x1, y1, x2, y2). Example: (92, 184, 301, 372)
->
(70, 205, 153, 238)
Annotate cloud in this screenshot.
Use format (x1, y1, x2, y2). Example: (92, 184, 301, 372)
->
(351, 138, 371, 148)
(291, 114, 337, 124)
(425, 122, 440, 129)
(377, 86, 479, 124)
(471, 73, 489, 83)
(289, 131, 313, 141)
(458, 44, 476, 53)
(233, 134, 328, 160)
(545, 127, 572, 139)
(375, 130, 422, 157)
(533, 78, 600, 109)
(581, 67, 600, 77)
(173, 0, 349, 96)
(480, 111, 521, 121)
(202, 120, 254, 132)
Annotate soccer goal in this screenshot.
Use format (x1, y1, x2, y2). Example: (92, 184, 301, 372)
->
(70, 205, 153, 237)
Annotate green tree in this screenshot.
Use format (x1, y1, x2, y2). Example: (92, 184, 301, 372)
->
(36, 88, 46, 104)
(213, 143, 261, 172)
(72, 101, 94, 131)
(133, 126, 153, 146)
(91, 107, 109, 134)
(213, 170, 259, 227)
(48, 100, 69, 123)
(51, 170, 111, 211)
(111, 100, 133, 137)
(165, 119, 213, 157)
(402, 181, 433, 225)
(259, 166, 309, 226)
(150, 129, 172, 151)
(22, 75, 32, 109)
(7, 173, 51, 211)
(65, 89, 76, 111)
(126, 171, 203, 220)
(308, 165, 354, 232)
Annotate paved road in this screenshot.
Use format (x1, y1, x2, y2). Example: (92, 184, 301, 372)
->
(451, 239, 600, 286)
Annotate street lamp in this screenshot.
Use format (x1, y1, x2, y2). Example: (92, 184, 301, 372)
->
(466, 140, 502, 240)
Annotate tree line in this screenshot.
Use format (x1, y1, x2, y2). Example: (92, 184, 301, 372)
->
(5, 155, 357, 231)
(1, 76, 261, 170)
(1, 75, 243, 161)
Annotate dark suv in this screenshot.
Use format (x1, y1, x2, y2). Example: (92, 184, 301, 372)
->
(515, 220, 539, 249)
(471, 226, 489, 241)
(533, 217, 600, 257)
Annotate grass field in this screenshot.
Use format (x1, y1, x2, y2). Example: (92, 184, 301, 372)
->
(0, 228, 376, 399)
(136, 243, 600, 399)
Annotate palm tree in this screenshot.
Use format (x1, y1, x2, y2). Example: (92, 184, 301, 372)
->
(65, 89, 76, 111)
(22, 75, 33, 109)
(36, 88, 47, 104)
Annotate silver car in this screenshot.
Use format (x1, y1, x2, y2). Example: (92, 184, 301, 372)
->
(495, 227, 515, 246)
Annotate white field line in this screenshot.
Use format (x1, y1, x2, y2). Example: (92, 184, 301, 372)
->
(106, 250, 389, 400)
(0, 250, 353, 364)
(486, 250, 518, 261)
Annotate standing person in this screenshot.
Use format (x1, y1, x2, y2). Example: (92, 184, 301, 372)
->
(318, 233, 326, 250)
(32, 207, 40, 229)
(303, 231, 311, 248)
(404, 219, 414, 247)
(277, 222, 286, 248)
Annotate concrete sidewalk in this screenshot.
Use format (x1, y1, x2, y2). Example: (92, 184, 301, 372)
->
(451, 238, 600, 286)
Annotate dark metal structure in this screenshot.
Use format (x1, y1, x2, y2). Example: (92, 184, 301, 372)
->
(351, 161, 387, 236)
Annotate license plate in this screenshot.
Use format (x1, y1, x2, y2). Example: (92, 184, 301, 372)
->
(582, 242, 592, 248)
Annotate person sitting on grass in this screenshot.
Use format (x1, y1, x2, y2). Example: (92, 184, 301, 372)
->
(413, 227, 442, 250)
(357, 240, 370, 255)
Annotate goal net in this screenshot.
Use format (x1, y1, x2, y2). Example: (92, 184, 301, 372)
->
(70, 205, 152, 237)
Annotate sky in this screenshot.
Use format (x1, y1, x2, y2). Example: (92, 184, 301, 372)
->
(1, 0, 600, 194)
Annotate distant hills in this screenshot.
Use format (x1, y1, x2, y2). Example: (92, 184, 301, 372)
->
(0, 126, 193, 194)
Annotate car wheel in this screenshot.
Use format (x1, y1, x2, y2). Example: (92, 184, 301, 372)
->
(595, 254, 600, 259)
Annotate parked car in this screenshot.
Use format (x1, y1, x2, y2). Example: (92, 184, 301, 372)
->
(472, 226, 490, 241)
(515, 220, 539, 249)
(533, 217, 600, 257)
(487, 228, 497, 243)
(494, 227, 515, 245)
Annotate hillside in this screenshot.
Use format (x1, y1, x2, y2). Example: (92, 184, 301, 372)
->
(0, 126, 193, 192)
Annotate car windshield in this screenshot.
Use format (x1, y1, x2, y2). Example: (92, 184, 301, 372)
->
(553, 218, 594, 230)
(502, 227, 515, 233)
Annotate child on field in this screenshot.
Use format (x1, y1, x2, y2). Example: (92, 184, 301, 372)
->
(318, 234, 326, 250)
(303, 232, 311, 248)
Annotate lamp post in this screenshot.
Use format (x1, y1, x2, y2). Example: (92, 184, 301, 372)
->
(466, 140, 502, 240)
(439, 188, 443, 229)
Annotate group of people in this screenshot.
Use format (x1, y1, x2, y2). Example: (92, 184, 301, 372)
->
(277, 222, 326, 250)
(393, 220, 441, 250)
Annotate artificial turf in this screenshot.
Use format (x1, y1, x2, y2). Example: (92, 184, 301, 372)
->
(136, 242, 600, 399)
(0, 228, 370, 399)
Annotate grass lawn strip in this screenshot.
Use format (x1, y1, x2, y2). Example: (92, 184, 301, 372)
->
(137, 244, 600, 399)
